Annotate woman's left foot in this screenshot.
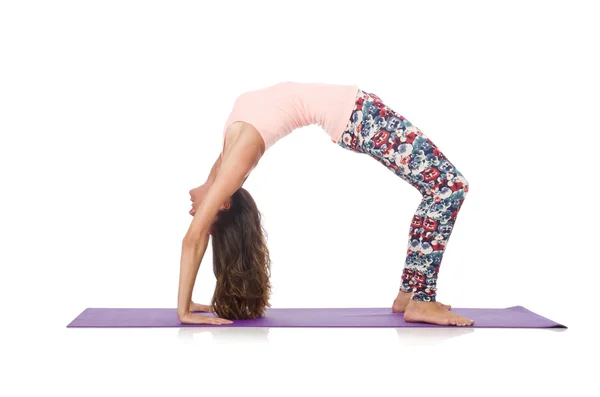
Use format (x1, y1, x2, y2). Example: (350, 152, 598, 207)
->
(392, 290, 450, 313)
(404, 301, 474, 326)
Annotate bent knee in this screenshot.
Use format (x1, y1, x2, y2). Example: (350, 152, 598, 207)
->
(456, 173, 469, 194)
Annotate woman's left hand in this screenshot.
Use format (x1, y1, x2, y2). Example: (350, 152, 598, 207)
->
(190, 302, 213, 312)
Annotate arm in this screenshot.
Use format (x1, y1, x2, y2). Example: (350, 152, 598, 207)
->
(188, 155, 223, 217)
(205, 154, 222, 186)
(177, 233, 214, 323)
(177, 145, 260, 323)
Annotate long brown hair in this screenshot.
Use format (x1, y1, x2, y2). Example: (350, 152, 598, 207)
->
(210, 187, 272, 319)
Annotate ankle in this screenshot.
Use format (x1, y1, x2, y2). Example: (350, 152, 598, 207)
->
(407, 299, 437, 311)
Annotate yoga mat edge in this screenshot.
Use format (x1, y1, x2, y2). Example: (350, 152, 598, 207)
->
(66, 306, 567, 329)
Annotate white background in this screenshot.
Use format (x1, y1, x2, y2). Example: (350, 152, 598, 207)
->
(1, 0, 597, 396)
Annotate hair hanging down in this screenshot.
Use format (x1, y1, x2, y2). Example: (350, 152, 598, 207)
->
(210, 187, 272, 320)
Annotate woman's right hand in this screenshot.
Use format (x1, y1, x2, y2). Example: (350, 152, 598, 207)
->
(178, 312, 233, 325)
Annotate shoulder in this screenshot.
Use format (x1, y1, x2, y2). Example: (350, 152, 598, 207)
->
(223, 122, 265, 161)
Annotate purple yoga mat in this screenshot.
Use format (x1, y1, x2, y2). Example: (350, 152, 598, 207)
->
(67, 306, 566, 328)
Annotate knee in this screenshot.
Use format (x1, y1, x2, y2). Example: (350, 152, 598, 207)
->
(456, 173, 469, 195)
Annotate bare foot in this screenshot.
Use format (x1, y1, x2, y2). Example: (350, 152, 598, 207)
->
(404, 300, 474, 326)
(392, 291, 451, 313)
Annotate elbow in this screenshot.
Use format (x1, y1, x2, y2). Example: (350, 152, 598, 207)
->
(182, 236, 198, 247)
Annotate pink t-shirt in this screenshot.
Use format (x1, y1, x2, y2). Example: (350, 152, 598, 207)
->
(222, 82, 359, 152)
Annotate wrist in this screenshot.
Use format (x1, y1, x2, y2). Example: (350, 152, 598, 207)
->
(177, 308, 190, 319)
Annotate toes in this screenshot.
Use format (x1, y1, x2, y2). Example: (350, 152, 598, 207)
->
(450, 314, 466, 327)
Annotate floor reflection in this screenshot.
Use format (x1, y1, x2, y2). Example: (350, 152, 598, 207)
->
(177, 326, 271, 343)
(177, 325, 564, 345)
(395, 327, 475, 345)
(394, 326, 567, 345)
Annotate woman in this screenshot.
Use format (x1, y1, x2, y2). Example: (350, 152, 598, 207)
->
(178, 82, 474, 327)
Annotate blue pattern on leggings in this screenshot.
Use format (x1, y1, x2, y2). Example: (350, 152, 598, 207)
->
(336, 90, 469, 302)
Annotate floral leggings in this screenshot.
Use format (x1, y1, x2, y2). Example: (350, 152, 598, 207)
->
(336, 89, 469, 302)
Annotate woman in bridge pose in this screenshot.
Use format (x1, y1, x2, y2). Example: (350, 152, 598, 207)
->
(178, 82, 474, 327)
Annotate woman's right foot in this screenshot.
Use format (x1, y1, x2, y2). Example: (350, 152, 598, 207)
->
(404, 300, 474, 326)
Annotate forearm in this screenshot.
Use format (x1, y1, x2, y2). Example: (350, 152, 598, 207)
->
(177, 233, 210, 318)
(205, 155, 222, 186)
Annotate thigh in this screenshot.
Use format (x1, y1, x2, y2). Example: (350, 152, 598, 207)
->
(337, 90, 464, 194)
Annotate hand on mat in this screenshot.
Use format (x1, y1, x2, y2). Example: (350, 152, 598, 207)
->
(179, 312, 233, 325)
(190, 302, 213, 312)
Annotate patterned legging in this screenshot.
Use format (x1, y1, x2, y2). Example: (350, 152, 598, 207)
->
(336, 89, 469, 302)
